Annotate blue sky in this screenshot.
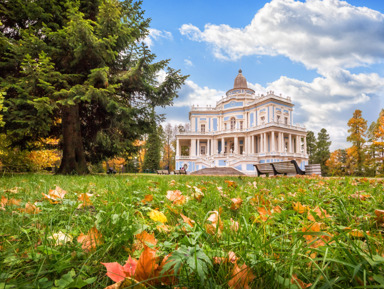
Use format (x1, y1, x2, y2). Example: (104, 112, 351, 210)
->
(141, 0, 384, 150)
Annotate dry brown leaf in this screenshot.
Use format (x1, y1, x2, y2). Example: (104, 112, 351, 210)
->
(230, 198, 243, 210)
(228, 263, 255, 289)
(77, 226, 103, 252)
(135, 231, 157, 247)
(291, 274, 312, 289)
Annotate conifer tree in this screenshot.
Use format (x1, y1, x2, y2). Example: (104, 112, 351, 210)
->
(306, 131, 317, 164)
(0, 0, 187, 174)
(314, 128, 331, 175)
(143, 122, 162, 172)
(347, 109, 367, 175)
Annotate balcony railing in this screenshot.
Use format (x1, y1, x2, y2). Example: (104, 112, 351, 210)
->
(176, 152, 308, 160)
(177, 121, 306, 136)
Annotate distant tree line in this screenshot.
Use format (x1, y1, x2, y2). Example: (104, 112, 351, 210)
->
(325, 109, 384, 176)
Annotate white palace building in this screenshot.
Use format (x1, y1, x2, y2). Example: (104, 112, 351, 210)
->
(175, 70, 308, 175)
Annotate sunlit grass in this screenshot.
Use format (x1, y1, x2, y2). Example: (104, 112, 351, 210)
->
(0, 174, 383, 288)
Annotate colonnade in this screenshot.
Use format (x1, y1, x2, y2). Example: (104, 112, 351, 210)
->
(176, 131, 307, 157)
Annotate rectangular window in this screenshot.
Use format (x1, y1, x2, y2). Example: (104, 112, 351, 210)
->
(240, 121, 243, 130)
(284, 117, 288, 125)
(201, 146, 206, 155)
(201, 124, 205, 132)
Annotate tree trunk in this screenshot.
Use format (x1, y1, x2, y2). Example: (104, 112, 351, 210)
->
(57, 104, 89, 175)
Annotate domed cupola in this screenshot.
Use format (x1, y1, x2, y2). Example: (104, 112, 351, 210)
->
(233, 69, 248, 89)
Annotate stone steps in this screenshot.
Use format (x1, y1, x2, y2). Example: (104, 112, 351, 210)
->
(190, 167, 245, 176)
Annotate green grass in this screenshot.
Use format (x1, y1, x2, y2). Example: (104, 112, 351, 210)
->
(0, 174, 384, 288)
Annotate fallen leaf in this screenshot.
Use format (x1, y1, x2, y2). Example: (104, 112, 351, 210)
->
(135, 231, 157, 247)
(102, 256, 138, 283)
(350, 192, 371, 201)
(134, 245, 158, 285)
(77, 193, 93, 209)
(77, 226, 103, 252)
(149, 210, 167, 223)
(141, 194, 153, 204)
(230, 218, 239, 232)
(228, 263, 255, 289)
(166, 190, 186, 205)
(230, 198, 243, 210)
(375, 209, 384, 223)
(180, 213, 195, 228)
(48, 231, 73, 246)
(308, 207, 331, 221)
(293, 202, 310, 214)
(20, 203, 41, 214)
(42, 186, 67, 204)
(291, 274, 312, 289)
(225, 180, 237, 188)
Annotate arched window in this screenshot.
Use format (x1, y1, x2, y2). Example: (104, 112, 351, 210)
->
(230, 117, 236, 130)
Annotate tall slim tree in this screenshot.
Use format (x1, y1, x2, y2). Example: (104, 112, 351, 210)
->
(143, 122, 162, 172)
(0, 0, 187, 174)
(373, 109, 384, 174)
(314, 128, 331, 175)
(161, 123, 176, 171)
(347, 109, 367, 176)
(306, 131, 317, 164)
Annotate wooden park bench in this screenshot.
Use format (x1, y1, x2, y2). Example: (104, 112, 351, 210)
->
(254, 160, 306, 177)
(174, 169, 187, 175)
(157, 170, 169, 175)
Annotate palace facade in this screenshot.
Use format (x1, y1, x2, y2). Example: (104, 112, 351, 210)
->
(175, 70, 308, 175)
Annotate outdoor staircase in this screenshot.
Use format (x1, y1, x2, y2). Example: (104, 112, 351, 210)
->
(190, 167, 245, 176)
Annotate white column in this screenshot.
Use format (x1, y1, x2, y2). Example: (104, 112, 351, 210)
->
(271, 131, 275, 153)
(197, 139, 200, 156)
(251, 135, 254, 154)
(176, 139, 180, 156)
(221, 137, 224, 153)
(211, 139, 214, 155)
(264, 133, 267, 153)
(234, 137, 238, 154)
(304, 136, 307, 155)
(288, 134, 292, 153)
(191, 139, 196, 157)
(296, 135, 300, 154)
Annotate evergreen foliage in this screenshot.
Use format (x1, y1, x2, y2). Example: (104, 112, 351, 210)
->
(143, 122, 161, 172)
(0, 0, 187, 174)
(314, 128, 331, 175)
(306, 131, 317, 164)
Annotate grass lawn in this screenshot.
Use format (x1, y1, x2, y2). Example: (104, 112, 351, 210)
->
(0, 174, 383, 288)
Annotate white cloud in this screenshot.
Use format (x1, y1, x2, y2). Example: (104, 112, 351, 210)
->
(156, 69, 167, 84)
(174, 80, 225, 107)
(177, 0, 384, 150)
(180, 0, 384, 72)
(144, 28, 173, 48)
(184, 59, 194, 67)
(265, 69, 384, 149)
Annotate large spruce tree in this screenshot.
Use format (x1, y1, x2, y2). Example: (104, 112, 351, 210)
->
(0, 0, 187, 174)
(306, 131, 317, 164)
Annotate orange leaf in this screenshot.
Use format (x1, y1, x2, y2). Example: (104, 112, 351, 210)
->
(141, 194, 153, 204)
(123, 256, 138, 277)
(228, 263, 255, 289)
(101, 262, 126, 282)
(375, 209, 384, 223)
(230, 198, 243, 210)
(166, 190, 186, 205)
(135, 231, 157, 247)
(134, 246, 158, 284)
(291, 274, 312, 289)
(77, 193, 93, 209)
(42, 186, 67, 203)
(77, 226, 103, 252)
(293, 202, 310, 214)
(225, 180, 237, 188)
(180, 213, 195, 228)
(19, 202, 41, 214)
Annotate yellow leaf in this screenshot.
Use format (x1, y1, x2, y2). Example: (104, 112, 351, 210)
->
(149, 210, 167, 223)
